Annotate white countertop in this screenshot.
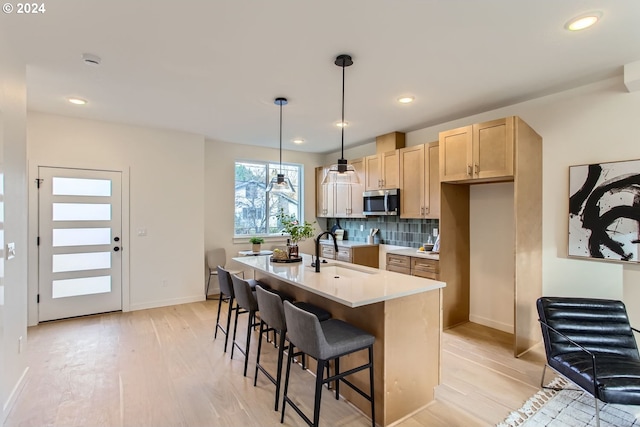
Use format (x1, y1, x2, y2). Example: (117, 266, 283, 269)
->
(387, 248, 440, 260)
(318, 239, 378, 248)
(233, 253, 445, 308)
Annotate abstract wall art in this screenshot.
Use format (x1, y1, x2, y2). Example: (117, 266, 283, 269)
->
(569, 159, 640, 263)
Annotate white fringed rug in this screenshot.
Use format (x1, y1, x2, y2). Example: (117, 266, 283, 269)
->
(497, 377, 640, 427)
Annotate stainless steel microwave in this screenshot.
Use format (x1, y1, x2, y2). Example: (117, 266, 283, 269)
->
(363, 189, 399, 216)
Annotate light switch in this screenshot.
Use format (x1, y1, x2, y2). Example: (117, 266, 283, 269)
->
(137, 228, 147, 237)
(7, 242, 16, 260)
(433, 228, 438, 237)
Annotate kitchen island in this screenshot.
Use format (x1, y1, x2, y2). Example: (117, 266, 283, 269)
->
(233, 253, 445, 427)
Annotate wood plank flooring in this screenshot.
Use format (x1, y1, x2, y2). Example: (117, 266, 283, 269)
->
(4, 300, 547, 427)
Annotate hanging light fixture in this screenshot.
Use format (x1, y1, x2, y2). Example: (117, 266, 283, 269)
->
(266, 97, 295, 193)
(322, 54, 360, 185)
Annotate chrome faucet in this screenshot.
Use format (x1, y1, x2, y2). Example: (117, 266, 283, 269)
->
(314, 231, 338, 272)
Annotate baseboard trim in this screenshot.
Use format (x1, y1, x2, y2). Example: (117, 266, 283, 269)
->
(469, 314, 513, 334)
(129, 295, 204, 311)
(3, 366, 29, 423)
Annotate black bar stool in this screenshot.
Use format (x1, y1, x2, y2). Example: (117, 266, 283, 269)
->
(281, 300, 375, 427)
(230, 274, 260, 376)
(254, 286, 333, 411)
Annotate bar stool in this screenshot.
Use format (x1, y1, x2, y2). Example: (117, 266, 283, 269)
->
(253, 285, 332, 411)
(281, 300, 375, 427)
(214, 266, 258, 353)
(230, 274, 261, 376)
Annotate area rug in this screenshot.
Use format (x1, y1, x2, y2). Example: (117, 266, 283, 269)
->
(497, 377, 640, 427)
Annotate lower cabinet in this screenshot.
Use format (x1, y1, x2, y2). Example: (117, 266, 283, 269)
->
(320, 244, 379, 268)
(386, 253, 439, 280)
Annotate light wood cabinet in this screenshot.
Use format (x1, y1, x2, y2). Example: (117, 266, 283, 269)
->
(364, 150, 400, 190)
(316, 160, 365, 218)
(320, 243, 379, 268)
(386, 253, 439, 279)
(439, 117, 514, 183)
(399, 141, 440, 219)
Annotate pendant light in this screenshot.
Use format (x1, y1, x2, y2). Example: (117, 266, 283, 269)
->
(322, 54, 360, 185)
(266, 97, 295, 193)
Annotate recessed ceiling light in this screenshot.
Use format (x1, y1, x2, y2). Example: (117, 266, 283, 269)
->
(398, 96, 415, 104)
(68, 97, 87, 105)
(336, 121, 349, 128)
(565, 12, 602, 31)
(292, 138, 304, 144)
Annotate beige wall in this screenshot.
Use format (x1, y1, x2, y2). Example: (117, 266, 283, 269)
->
(336, 75, 640, 326)
(27, 112, 206, 322)
(0, 35, 29, 421)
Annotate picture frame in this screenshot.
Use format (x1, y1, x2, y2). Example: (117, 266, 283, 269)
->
(568, 158, 640, 263)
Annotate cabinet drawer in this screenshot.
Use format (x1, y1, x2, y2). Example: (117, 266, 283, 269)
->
(336, 248, 352, 263)
(386, 254, 410, 269)
(411, 258, 439, 280)
(321, 245, 336, 259)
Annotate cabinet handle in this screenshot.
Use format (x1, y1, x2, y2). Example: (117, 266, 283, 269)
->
(474, 163, 479, 175)
(425, 206, 429, 214)
(467, 165, 472, 176)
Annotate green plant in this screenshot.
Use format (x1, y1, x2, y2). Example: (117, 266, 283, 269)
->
(276, 209, 315, 244)
(249, 236, 265, 244)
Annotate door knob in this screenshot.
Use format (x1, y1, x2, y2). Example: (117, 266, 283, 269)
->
(114, 247, 120, 252)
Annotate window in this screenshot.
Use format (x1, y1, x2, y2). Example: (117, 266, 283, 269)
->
(234, 160, 303, 236)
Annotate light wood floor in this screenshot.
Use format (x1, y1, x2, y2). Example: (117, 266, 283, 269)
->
(5, 300, 546, 427)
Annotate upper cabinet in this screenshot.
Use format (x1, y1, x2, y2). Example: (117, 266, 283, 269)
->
(316, 159, 365, 218)
(439, 117, 514, 183)
(399, 141, 440, 219)
(365, 150, 400, 190)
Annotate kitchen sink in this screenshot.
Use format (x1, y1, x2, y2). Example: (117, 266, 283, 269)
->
(321, 263, 377, 276)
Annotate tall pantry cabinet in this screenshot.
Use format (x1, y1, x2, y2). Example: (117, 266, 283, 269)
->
(438, 116, 542, 357)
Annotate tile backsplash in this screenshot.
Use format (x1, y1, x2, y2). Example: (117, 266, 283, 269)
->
(322, 217, 439, 248)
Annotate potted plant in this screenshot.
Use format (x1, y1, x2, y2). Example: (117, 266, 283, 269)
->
(249, 236, 264, 253)
(276, 209, 315, 258)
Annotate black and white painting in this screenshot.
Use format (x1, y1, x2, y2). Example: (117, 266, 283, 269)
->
(569, 159, 640, 262)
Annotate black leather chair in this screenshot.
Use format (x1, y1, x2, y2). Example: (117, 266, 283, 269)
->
(537, 297, 640, 427)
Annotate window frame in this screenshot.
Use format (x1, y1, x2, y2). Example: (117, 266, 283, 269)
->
(233, 159, 305, 239)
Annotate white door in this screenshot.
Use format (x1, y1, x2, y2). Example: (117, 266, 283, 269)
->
(38, 167, 122, 322)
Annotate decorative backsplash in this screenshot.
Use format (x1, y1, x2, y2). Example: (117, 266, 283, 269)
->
(322, 217, 439, 248)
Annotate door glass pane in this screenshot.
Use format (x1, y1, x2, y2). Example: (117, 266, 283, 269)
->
(53, 203, 111, 221)
(52, 177, 111, 197)
(52, 276, 111, 299)
(53, 228, 111, 247)
(52, 252, 111, 273)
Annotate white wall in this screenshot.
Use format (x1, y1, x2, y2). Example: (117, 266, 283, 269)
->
(469, 183, 514, 333)
(204, 139, 325, 292)
(335, 75, 640, 326)
(0, 34, 29, 422)
(27, 112, 205, 321)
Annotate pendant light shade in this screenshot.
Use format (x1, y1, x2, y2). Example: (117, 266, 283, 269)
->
(322, 54, 360, 185)
(266, 97, 295, 193)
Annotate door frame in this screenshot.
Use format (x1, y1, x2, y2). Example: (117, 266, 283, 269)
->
(28, 160, 131, 326)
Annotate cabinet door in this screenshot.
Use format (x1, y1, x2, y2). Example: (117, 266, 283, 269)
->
(381, 149, 400, 189)
(315, 166, 331, 217)
(439, 125, 473, 182)
(364, 154, 381, 191)
(399, 145, 425, 218)
(334, 183, 350, 217)
(425, 141, 440, 218)
(349, 158, 366, 217)
(473, 117, 514, 180)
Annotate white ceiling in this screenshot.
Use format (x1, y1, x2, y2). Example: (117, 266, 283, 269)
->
(2, 0, 640, 153)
